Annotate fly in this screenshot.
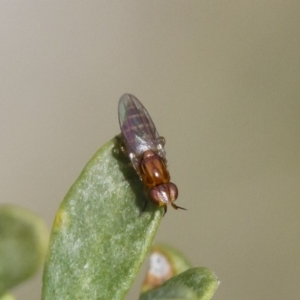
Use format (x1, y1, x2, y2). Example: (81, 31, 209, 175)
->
(118, 93, 186, 214)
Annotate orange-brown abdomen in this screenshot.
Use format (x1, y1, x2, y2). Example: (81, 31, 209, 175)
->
(140, 150, 170, 188)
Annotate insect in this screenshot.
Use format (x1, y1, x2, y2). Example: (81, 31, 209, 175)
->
(118, 93, 186, 214)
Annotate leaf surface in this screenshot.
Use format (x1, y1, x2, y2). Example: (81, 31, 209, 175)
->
(140, 267, 219, 300)
(42, 137, 163, 300)
(0, 205, 48, 296)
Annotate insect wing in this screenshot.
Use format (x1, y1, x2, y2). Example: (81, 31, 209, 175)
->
(118, 94, 163, 158)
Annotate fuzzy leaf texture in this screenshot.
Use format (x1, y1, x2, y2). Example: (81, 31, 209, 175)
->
(141, 244, 218, 300)
(42, 137, 163, 300)
(140, 267, 219, 300)
(0, 205, 48, 296)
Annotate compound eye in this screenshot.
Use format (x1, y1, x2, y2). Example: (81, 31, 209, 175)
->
(149, 187, 166, 206)
(168, 182, 178, 202)
(149, 183, 178, 206)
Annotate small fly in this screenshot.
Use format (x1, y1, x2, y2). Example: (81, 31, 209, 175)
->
(118, 93, 186, 214)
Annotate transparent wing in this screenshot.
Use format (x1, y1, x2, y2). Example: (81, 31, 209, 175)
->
(118, 94, 165, 160)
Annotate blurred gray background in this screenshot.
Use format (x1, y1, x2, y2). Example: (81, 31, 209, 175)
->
(1, 1, 299, 299)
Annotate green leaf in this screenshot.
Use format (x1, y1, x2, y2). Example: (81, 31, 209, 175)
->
(0, 205, 48, 296)
(0, 293, 16, 300)
(140, 267, 219, 300)
(141, 244, 192, 293)
(152, 244, 192, 273)
(141, 284, 197, 300)
(42, 137, 163, 300)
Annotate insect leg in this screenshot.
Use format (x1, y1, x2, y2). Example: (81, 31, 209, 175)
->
(163, 205, 167, 216)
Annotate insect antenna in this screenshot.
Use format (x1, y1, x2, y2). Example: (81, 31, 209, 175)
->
(171, 203, 187, 211)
